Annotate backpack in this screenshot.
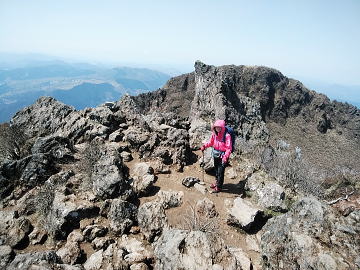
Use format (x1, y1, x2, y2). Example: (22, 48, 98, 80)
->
(221, 126, 235, 153)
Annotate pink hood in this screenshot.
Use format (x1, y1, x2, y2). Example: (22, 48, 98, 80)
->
(203, 119, 232, 161)
(212, 119, 226, 137)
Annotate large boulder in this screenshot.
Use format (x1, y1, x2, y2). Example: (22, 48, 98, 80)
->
(108, 199, 138, 235)
(44, 191, 100, 240)
(138, 201, 168, 242)
(56, 241, 84, 265)
(227, 197, 266, 233)
(91, 144, 133, 200)
(0, 210, 33, 249)
(0, 245, 15, 268)
(261, 196, 360, 269)
(118, 234, 154, 265)
(245, 172, 287, 212)
(84, 249, 104, 270)
(7, 251, 61, 270)
(153, 229, 242, 270)
(131, 162, 156, 196)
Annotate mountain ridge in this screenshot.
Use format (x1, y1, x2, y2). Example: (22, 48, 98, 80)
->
(0, 61, 359, 269)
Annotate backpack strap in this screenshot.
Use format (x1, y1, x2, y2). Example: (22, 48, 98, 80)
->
(222, 126, 228, 142)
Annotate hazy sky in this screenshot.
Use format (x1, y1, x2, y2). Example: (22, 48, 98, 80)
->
(1, 0, 360, 85)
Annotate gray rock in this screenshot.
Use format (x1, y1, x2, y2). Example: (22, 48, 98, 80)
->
(228, 247, 252, 270)
(245, 172, 287, 212)
(54, 264, 83, 270)
(0, 174, 12, 202)
(0, 245, 15, 268)
(245, 235, 260, 252)
(133, 162, 154, 177)
(123, 128, 150, 150)
(120, 151, 133, 162)
(194, 183, 207, 194)
(56, 241, 84, 265)
(109, 130, 123, 142)
(87, 106, 115, 127)
(45, 191, 100, 240)
(108, 199, 138, 235)
(100, 242, 129, 270)
(31, 135, 74, 162)
(83, 225, 108, 242)
(226, 168, 238, 179)
(0, 211, 16, 245)
(182, 176, 200, 187)
(6, 217, 33, 249)
(261, 196, 360, 269)
(156, 190, 184, 209)
(153, 229, 241, 270)
(91, 236, 115, 251)
(195, 198, 218, 218)
(149, 160, 171, 174)
(91, 144, 132, 200)
(138, 201, 168, 242)
(130, 263, 149, 270)
(227, 197, 265, 233)
(118, 234, 154, 264)
(200, 148, 215, 173)
(131, 162, 156, 196)
(7, 251, 61, 270)
(10, 96, 74, 139)
(54, 106, 118, 143)
(131, 174, 156, 197)
(1, 153, 57, 197)
(66, 231, 84, 243)
(256, 182, 286, 212)
(84, 249, 103, 270)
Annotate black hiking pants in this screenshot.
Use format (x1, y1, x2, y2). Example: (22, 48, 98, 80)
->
(214, 157, 226, 188)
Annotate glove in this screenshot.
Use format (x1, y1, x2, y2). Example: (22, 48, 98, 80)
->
(221, 156, 227, 164)
(200, 146, 205, 151)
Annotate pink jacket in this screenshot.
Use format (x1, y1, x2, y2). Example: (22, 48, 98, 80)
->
(203, 120, 232, 162)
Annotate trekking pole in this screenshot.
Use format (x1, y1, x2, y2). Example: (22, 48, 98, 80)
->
(202, 150, 205, 183)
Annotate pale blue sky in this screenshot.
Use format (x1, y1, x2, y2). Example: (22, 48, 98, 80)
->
(1, 0, 360, 85)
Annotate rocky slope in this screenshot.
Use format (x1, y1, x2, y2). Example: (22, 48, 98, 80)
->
(0, 62, 359, 269)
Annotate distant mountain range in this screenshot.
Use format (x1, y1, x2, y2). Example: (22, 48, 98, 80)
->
(0, 60, 171, 123)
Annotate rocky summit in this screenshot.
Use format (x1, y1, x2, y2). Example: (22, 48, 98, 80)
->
(0, 62, 359, 270)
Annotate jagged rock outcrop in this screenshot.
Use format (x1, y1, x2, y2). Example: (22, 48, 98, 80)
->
(10, 96, 74, 138)
(130, 61, 360, 174)
(261, 196, 360, 269)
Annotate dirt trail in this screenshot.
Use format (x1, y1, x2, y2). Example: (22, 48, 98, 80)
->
(127, 150, 262, 268)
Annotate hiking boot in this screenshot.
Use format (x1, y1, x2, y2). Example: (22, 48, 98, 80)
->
(212, 186, 221, 193)
(210, 183, 217, 189)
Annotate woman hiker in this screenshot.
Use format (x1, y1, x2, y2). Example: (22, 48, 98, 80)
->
(200, 119, 232, 193)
